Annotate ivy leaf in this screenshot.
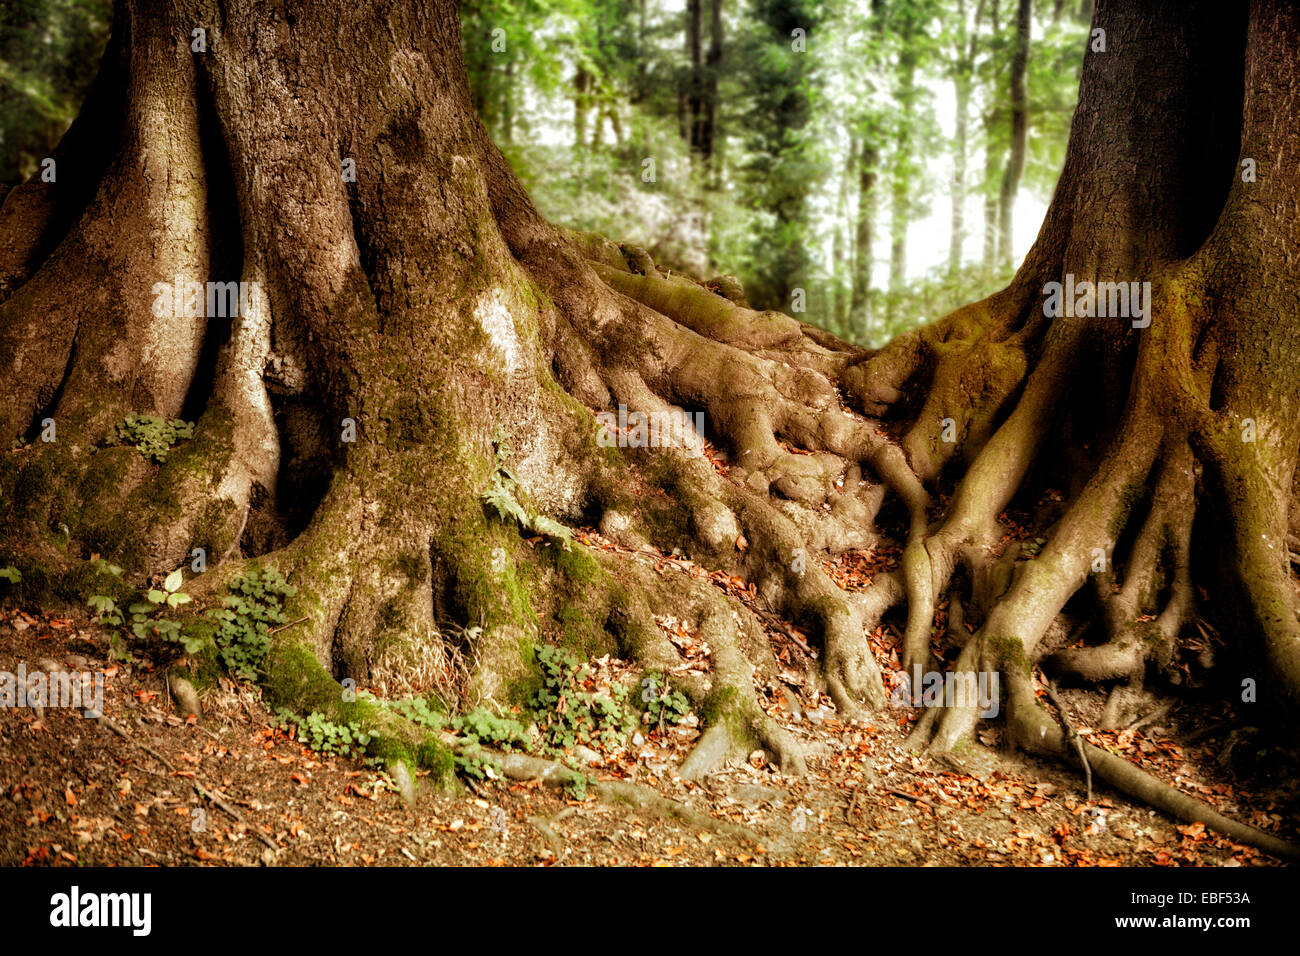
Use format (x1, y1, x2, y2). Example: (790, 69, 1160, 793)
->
(164, 569, 184, 593)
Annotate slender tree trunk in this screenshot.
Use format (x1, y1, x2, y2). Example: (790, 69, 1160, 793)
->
(981, 0, 1002, 269)
(701, 0, 723, 162)
(500, 60, 514, 145)
(950, 0, 984, 276)
(684, 0, 703, 153)
(833, 135, 853, 330)
(851, 138, 877, 339)
(574, 67, 591, 148)
(997, 0, 1031, 267)
(887, 40, 917, 312)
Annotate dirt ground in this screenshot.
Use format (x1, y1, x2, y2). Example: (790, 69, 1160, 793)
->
(1, 582, 1295, 868)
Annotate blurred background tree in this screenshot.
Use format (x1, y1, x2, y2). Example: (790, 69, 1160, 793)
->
(0, 0, 1086, 346)
(0, 0, 111, 192)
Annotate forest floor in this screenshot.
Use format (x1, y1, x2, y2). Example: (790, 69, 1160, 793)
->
(1, 550, 1296, 867)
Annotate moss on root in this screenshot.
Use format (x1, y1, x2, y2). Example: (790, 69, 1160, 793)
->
(262, 639, 455, 784)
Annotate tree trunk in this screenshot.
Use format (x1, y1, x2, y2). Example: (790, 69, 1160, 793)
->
(702, 0, 723, 162)
(996, 0, 1030, 267)
(949, 0, 984, 277)
(981, 0, 1002, 270)
(574, 67, 591, 148)
(851, 137, 878, 340)
(501, 60, 514, 145)
(684, 0, 703, 154)
(887, 25, 918, 313)
(841, 0, 1300, 859)
(2, 0, 1298, 860)
(833, 136, 853, 330)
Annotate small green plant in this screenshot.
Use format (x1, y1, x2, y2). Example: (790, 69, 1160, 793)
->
(206, 567, 295, 681)
(89, 557, 123, 578)
(115, 413, 195, 462)
(275, 708, 373, 759)
(383, 694, 445, 730)
(530, 645, 637, 750)
(454, 747, 502, 780)
(640, 671, 690, 728)
(451, 707, 530, 750)
(481, 431, 573, 546)
(0, 566, 20, 584)
(1020, 537, 1047, 557)
(90, 569, 203, 657)
(564, 769, 590, 800)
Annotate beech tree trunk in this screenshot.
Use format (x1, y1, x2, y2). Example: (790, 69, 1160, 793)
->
(1, 0, 1298, 859)
(996, 0, 1029, 267)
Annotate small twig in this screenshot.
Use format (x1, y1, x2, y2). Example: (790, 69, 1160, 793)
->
(1184, 716, 1245, 745)
(883, 786, 936, 811)
(268, 616, 308, 635)
(1044, 679, 1092, 802)
(194, 782, 278, 851)
(1125, 701, 1172, 733)
(98, 715, 177, 772)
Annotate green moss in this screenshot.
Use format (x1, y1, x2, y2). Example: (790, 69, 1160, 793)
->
(554, 545, 600, 585)
(414, 737, 456, 783)
(262, 641, 347, 715)
(1110, 474, 1148, 540)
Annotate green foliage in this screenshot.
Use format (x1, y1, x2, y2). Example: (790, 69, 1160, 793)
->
(382, 694, 445, 730)
(90, 568, 202, 660)
(1020, 536, 1047, 557)
(482, 432, 573, 546)
(274, 707, 373, 760)
(0, 0, 111, 185)
(206, 567, 295, 681)
(452, 707, 530, 750)
(0, 565, 20, 584)
(114, 413, 195, 463)
(564, 769, 590, 801)
(639, 670, 690, 727)
(88, 566, 293, 680)
(530, 645, 637, 750)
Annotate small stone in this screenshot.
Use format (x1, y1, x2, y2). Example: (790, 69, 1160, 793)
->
(167, 673, 202, 721)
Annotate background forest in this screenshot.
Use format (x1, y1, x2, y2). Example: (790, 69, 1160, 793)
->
(1, 0, 1089, 346)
